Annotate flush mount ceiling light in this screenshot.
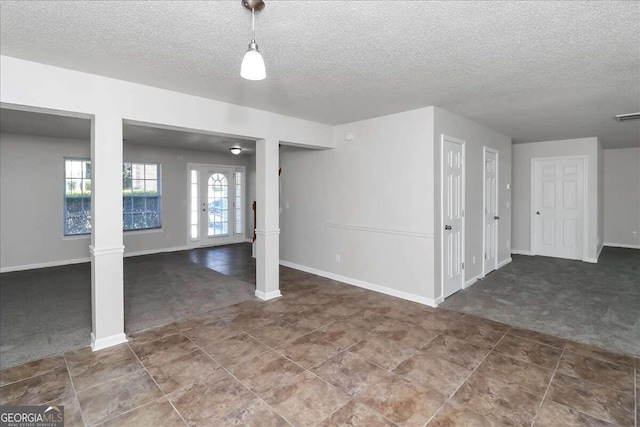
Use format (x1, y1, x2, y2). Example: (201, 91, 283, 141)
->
(615, 112, 640, 121)
(240, 0, 266, 81)
(230, 147, 242, 155)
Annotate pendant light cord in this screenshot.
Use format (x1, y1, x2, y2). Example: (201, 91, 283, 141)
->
(251, 8, 256, 42)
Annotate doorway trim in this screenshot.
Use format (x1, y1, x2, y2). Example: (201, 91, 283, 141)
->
(186, 162, 247, 249)
(482, 147, 499, 277)
(529, 155, 589, 261)
(440, 134, 466, 300)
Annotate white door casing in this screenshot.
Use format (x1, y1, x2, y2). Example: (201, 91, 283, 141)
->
(187, 163, 245, 248)
(483, 148, 498, 275)
(441, 135, 465, 299)
(531, 156, 585, 260)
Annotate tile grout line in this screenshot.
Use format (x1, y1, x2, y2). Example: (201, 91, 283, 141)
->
(197, 307, 397, 425)
(73, 339, 189, 427)
(76, 344, 178, 427)
(124, 342, 190, 427)
(182, 333, 296, 427)
(529, 346, 565, 426)
(422, 328, 512, 427)
(62, 355, 89, 427)
(0, 360, 68, 388)
(300, 348, 408, 427)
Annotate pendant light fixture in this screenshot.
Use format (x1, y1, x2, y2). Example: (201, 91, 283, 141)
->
(240, 0, 266, 81)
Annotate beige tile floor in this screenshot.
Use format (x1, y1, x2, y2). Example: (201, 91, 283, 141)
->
(1, 270, 638, 426)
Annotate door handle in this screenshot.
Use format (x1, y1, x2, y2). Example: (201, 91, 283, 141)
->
(494, 216, 500, 220)
(444, 225, 452, 230)
(536, 211, 540, 215)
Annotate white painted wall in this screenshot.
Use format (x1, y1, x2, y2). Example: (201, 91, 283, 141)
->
(603, 147, 640, 247)
(0, 133, 255, 271)
(512, 137, 601, 261)
(432, 107, 512, 300)
(279, 106, 512, 305)
(280, 107, 437, 305)
(247, 152, 256, 240)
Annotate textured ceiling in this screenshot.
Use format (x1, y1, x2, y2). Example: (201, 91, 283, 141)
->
(1, 1, 639, 148)
(0, 108, 255, 154)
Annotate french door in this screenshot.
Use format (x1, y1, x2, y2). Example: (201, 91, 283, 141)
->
(483, 148, 498, 275)
(189, 164, 244, 248)
(531, 157, 585, 260)
(442, 135, 465, 299)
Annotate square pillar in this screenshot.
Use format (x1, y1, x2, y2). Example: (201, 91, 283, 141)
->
(255, 138, 281, 300)
(90, 113, 127, 350)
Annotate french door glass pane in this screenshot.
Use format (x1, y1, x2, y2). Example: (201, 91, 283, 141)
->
(208, 173, 228, 236)
(235, 172, 242, 234)
(190, 170, 199, 239)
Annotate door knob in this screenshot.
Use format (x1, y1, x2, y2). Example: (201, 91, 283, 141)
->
(494, 216, 500, 220)
(444, 225, 452, 230)
(536, 211, 540, 215)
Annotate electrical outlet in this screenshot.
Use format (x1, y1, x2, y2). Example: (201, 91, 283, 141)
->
(472, 255, 476, 264)
(285, 201, 290, 209)
(335, 254, 341, 263)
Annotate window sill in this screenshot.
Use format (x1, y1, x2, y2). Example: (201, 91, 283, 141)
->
(62, 234, 91, 241)
(62, 228, 164, 239)
(124, 228, 164, 236)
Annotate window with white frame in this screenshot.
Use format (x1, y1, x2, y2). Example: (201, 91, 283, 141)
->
(63, 160, 161, 235)
(64, 159, 92, 235)
(122, 163, 161, 231)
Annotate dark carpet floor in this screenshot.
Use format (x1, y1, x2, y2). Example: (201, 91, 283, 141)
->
(440, 247, 640, 357)
(0, 246, 255, 368)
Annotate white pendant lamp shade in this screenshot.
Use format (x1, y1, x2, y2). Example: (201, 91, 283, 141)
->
(241, 2, 266, 81)
(241, 43, 266, 81)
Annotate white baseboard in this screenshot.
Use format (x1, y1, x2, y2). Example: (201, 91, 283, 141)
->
(279, 260, 440, 308)
(124, 246, 189, 258)
(604, 242, 640, 250)
(1, 245, 192, 273)
(255, 290, 282, 301)
(0, 257, 91, 273)
(464, 274, 483, 289)
(497, 257, 512, 269)
(511, 250, 532, 256)
(91, 332, 128, 351)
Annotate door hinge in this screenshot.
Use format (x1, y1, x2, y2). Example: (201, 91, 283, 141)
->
(462, 262, 465, 269)
(462, 209, 465, 217)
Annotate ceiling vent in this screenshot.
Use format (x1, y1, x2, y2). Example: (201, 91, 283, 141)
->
(615, 112, 640, 121)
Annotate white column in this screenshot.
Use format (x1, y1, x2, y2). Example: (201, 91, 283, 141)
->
(255, 137, 281, 300)
(90, 113, 127, 351)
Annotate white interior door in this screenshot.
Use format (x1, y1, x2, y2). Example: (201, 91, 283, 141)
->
(442, 136, 465, 299)
(483, 148, 498, 275)
(532, 157, 584, 260)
